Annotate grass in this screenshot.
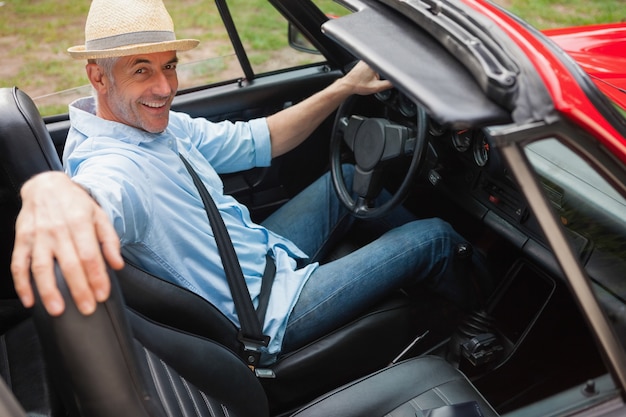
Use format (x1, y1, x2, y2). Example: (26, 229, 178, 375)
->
(498, 0, 625, 28)
(0, 0, 622, 116)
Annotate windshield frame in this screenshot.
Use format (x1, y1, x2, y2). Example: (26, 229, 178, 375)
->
(491, 118, 626, 395)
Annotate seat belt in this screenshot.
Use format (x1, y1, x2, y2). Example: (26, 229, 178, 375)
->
(257, 253, 276, 326)
(179, 154, 271, 369)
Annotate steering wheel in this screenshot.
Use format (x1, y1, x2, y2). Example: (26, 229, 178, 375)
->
(330, 95, 428, 219)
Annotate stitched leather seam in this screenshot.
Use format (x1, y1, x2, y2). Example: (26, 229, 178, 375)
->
(181, 377, 204, 417)
(160, 358, 187, 416)
(143, 347, 174, 417)
(199, 390, 219, 417)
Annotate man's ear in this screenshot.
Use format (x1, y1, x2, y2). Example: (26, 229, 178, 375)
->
(86, 63, 107, 94)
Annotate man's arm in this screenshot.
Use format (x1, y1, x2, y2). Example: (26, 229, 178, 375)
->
(11, 172, 124, 316)
(267, 61, 392, 157)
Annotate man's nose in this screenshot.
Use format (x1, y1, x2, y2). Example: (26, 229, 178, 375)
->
(152, 71, 173, 96)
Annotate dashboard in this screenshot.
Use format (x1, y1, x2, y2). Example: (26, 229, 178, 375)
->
(370, 88, 521, 219)
(374, 88, 496, 172)
(369, 88, 626, 330)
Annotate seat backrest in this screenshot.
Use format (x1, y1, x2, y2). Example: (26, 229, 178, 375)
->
(0, 87, 68, 416)
(0, 87, 63, 298)
(31, 264, 269, 417)
(118, 261, 242, 355)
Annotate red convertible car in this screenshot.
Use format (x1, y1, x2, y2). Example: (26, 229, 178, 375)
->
(1, 0, 626, 416)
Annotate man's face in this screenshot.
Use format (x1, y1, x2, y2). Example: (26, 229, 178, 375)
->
(97, 51, 179, 133)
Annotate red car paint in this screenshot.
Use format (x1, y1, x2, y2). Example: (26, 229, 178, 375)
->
(464, 0, 626, 164)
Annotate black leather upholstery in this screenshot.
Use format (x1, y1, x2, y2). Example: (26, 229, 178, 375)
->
(0, 87, 63, 298)
(0, 87, 64, 416)
(0, 86, 419, 413)
(293, 355, 498, 417)
(117, 261, 417, 412)
(32, 265, 269, 417)
(0, 318, 62, 417)
(117, 262, 241, 354)
(31, 264, 499, 417)
(0, 377, 27, 417)
(0, 87, 62, 184)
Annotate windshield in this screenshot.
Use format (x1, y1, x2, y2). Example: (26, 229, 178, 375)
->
(525, 138, 626, 350)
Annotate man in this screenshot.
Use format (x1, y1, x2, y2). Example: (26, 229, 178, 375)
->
(12, 0, 484, 363)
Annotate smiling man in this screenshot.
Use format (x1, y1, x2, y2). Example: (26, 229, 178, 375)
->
(12, 0, 487, 365)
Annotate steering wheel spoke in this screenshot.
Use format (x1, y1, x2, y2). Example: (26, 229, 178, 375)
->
(380, 123, 412, 161)
(353, 166, 385, 201)
(341, 115, 365, 151)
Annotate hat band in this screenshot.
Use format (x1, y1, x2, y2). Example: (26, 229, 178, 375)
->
(85, 30, 176, 51)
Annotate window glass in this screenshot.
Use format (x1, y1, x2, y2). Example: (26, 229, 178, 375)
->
(167, 1, 242, 90)
(525, 138, 626, 347)
(0, 0, 356, 116)
(1, 1, 354, 117)
(1, 2, 90, 116)
(0, 1, 241, 117)
(228, 0, 326, 75)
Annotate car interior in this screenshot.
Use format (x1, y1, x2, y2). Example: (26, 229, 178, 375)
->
(1, 85, 500, 417)
(1, 0, 626, 416)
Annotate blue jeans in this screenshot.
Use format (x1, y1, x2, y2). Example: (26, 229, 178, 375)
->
(262, 165, 478, 354)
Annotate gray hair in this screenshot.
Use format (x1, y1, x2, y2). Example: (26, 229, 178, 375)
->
(88, 57, 119, 82)
(88, 57, 119, 103)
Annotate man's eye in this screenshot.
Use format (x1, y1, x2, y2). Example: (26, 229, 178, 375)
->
(165, 64, 177, 70)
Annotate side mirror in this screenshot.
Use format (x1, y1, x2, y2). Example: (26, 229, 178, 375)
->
(288, 23, 321, 55)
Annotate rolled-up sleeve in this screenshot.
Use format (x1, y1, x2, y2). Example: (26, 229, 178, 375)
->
(248, 117, 272, 167)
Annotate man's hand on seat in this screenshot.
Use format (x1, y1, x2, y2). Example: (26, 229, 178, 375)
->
(11, 172, 124, 316)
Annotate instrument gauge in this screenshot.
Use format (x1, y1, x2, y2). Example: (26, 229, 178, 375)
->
(397, 94, 417, 118)
(452, 129, 472, 152)
(428, 119, 445, 137)
(375, 88, 394, 102)
(473, 133, 490, 167)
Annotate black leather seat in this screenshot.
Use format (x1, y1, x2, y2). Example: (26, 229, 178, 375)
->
(0, 87, 63, 297)
(0, 87, 65, 416)
(117, 259, 418, 412)
(31, 263, 499, 417)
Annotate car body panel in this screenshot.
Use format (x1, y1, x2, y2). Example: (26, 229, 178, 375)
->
(462, 0, 626, 165)
(543, 23, 626, 111)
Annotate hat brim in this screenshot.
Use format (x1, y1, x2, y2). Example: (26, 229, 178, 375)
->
(67, 39, 199, 59)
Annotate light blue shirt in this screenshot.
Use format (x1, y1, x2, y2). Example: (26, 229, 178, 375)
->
(63, 97, 316, 357)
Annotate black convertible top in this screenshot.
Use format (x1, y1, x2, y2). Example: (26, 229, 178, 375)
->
(322, 0, 548, 128)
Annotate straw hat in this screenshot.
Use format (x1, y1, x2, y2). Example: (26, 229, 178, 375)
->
(68, 0, 199, 59)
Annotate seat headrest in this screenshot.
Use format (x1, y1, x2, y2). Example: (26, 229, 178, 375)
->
(0, 87, 62, 192)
